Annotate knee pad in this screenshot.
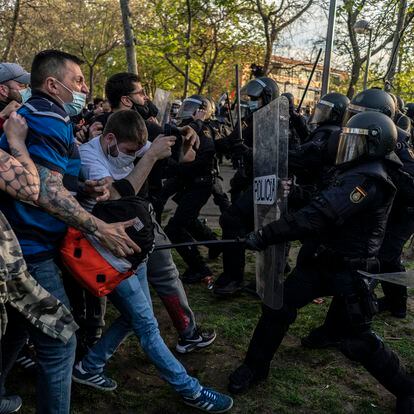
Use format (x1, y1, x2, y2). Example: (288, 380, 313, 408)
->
(340, 331, 382, 362)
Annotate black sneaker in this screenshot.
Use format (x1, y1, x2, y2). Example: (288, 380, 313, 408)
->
(213, 280, 242, 297)
(176, 328, 217, 354)
(228, 364, 267, 394)
(301, 325, 342, 349)
(182, 267, 213, 284)
(0, 395, 22, 414)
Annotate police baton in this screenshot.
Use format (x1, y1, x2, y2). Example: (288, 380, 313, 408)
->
(297, 48, 322, 112)
(226, 91, 235, 130)
(153, 238, 246, 251)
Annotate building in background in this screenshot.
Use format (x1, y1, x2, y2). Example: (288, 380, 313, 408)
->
(267, 55, 348, 109)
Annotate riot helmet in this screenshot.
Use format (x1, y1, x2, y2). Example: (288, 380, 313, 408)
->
(309, 92, 350, 126)
(176, 95, 213, 121)
(238, 77, 279, 120)
(207, 97, 216, 119)
(406, 103, 414, 119)
(396, 95, 405, 113)
(281, 92, 295, 112)
(343, 88, 396, 125)
(241, 77, 279, 107)
(396, 113, 411, 133)
(333, 111, 397, 166)
(170, 99, 182, 119)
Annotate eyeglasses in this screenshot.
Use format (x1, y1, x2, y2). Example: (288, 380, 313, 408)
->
(130, 88, 146, 97)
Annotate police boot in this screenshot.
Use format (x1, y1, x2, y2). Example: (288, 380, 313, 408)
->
(341, 333, 414, 413)
(229, 304, 295, 394)
(378, 281, 407, 318)
(213, 273, 242, 296)
(377, 296, 407, 318)
(301, 325, 342, 349)
(228, 363, 268, 394)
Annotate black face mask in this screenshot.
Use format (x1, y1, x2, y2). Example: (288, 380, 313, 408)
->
(131, 100, 159, 120)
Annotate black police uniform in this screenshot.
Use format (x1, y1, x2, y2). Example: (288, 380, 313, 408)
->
(378, 129, 414, 316)
(313, 129, 414, 335)
(164, 118, 216, 279)
(214, 118, 255, 292)
(230, 160, 414, 410)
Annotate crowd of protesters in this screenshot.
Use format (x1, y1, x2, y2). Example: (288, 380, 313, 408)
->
(2, 48, 414, 414)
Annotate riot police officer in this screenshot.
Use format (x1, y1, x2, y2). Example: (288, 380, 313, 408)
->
(281, 92, 308, 149)
(303, 88, 414, 349)
(229, 111, 414, 414)
(213, 77, 279, 296)
(164, 95, 218, 283)
(288, 92, 350, 207)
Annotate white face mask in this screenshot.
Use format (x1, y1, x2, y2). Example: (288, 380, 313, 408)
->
(54, 79, 86, 116)
(107, 138, 136, 169)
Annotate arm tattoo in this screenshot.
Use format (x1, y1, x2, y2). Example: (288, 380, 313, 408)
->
(0, 152, 39, 201)
(35, 164, 99, 235)
(9, 146, 29, 169)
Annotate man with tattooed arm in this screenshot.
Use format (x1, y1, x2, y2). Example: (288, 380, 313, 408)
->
(0, 50, 140, 414)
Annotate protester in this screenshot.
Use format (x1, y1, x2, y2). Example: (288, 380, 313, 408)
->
(0, 49, 139, 414)
(88, 72, 217, 354)
(71, 110, 234, 413)
(0, 112, 78, 414)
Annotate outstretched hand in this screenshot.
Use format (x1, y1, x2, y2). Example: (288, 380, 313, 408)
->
(96, 218, 141, 257)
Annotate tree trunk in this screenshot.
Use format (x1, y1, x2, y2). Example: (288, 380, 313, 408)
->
(88, 64, 94, 103)
(2, 0, 21, 61)
(183, 0, 192, 99)
(346, 59, 362, 98)
(263, 40, 272, 75)
(386, 0, 407, 84)
(119, 0, 138, 75)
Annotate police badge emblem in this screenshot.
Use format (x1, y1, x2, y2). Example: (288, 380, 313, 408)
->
(350, 186, 367, 203)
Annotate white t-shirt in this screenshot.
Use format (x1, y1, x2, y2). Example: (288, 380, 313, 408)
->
(79, 136, 150, 211)
(78, 136, 151, 272)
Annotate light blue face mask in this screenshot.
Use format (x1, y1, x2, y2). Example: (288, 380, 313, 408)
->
(18, 87, 32, 103)
(248, 100, 260, 112)
(55, 79, 86, 116)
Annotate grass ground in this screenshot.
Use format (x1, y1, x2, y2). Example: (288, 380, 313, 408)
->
(8, 239, 414, 413)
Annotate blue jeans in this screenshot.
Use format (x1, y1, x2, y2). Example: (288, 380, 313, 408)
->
(82, 263, 201, 397)
(1, 258, 76, 414)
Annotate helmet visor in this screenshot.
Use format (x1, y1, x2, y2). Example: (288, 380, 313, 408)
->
(232, 100, 252, 122)
(335, 127, 369, 165)
(342, 103, 383, 126)
(176, 97, 203, 119)
(309, 100, 334, 125)
(242, 79, 266, 99)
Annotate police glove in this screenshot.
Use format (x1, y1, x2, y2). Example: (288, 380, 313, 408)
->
(245, 230, 267, 251)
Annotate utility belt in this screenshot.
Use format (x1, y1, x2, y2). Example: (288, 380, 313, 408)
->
(314, 245, 379, 328)
(313, 245, 379, 273)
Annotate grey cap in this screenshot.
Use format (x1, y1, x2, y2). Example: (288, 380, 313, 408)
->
(0, 63, 30, 84)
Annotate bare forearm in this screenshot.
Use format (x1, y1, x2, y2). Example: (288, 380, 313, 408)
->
(124, 152, 157, 195)
(36, 164, 102, 235)
(0, 150, 39, 201)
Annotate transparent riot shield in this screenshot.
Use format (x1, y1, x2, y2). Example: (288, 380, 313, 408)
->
(153, 88, 172, 126)
(253, 96, 289, 310)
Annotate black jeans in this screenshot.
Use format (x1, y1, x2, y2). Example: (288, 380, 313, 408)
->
(165, 185, 212, 271)
(220, 185, 254, 283)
